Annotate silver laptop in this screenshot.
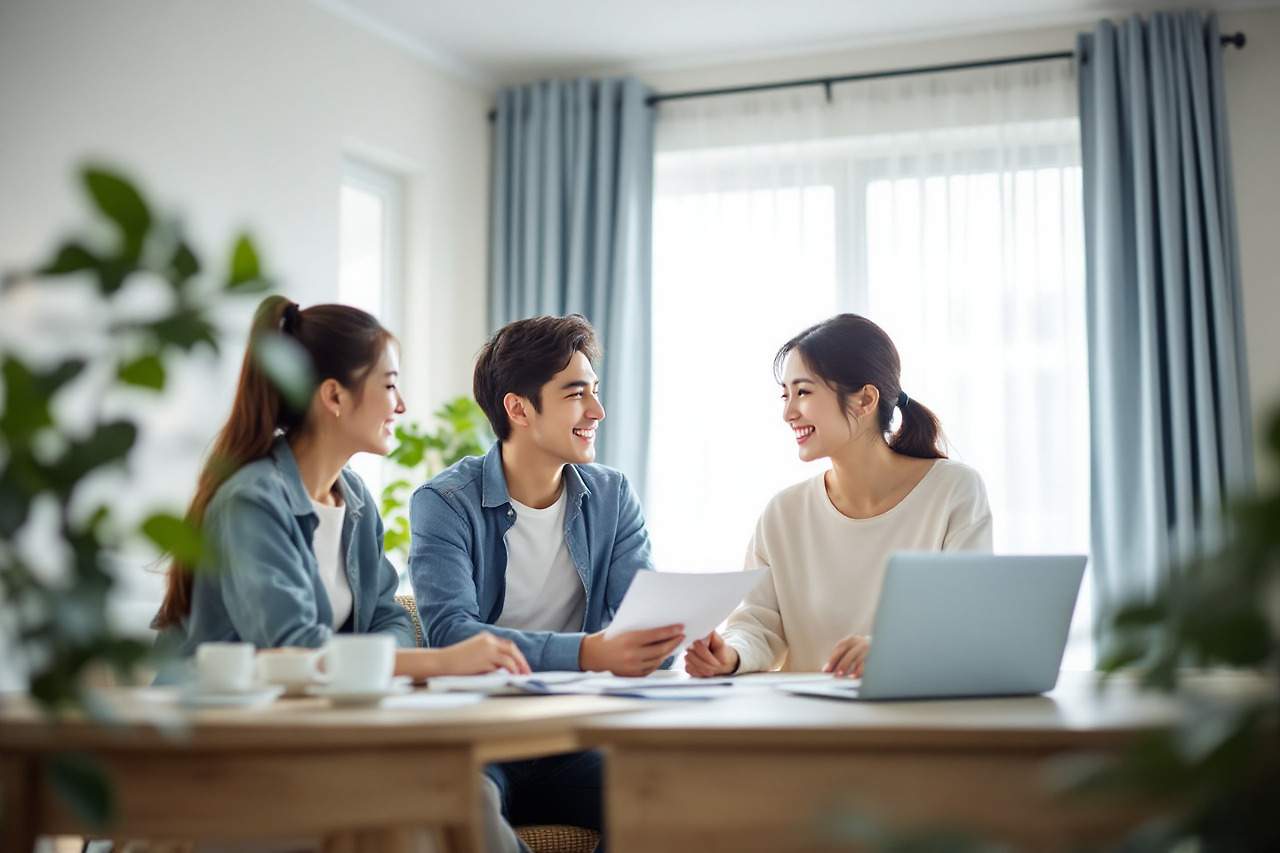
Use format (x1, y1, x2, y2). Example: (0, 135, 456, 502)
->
(778, 552, 1086, 701)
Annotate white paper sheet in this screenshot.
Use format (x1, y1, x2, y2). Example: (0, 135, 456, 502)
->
(426, 671, 587, 694)
(604, 569, 767, 656)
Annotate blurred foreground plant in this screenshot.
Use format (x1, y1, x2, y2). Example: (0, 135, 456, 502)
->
(0, 165, 268, 823)
(1081, 407, 1280, 851)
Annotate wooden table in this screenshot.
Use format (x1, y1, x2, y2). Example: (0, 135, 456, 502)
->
(0, 689, 643, 853)
(579, 671, 1265, 853)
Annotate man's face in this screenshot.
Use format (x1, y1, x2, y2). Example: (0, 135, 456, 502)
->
(523, 350, 605, 466)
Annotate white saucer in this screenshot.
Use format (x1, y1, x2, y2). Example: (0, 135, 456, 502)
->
(307, 675, 412, 707)
(180, 684, 285, 708)
(268, 679, 318, 698)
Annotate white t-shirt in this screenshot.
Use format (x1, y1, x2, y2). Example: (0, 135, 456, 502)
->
(310, 499, 353, 630)
(722, 459, 993, 674)
(495, 488, 587, 633)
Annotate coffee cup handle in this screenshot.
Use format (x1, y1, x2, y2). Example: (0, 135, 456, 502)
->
(313, 642, 332, 684)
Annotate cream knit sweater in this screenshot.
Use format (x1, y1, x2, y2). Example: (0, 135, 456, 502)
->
(723, 459, 993, 673)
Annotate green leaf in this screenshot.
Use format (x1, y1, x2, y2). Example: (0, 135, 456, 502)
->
(383, 515, 410, 557)
(1185, 609, 1272, 665)
(227, 235, 263, 290)
(0, 358, 86, 440)
(94, 258, 133, 295)
(1112, 602, 1167, 628)
(168, 240, 200, 284)
(118, 354, 165, 390)
(39, 242, 97, 276)
(150, 309, 219, 352)
(0, 467, 31, 536)
(141, 513, 205, 564)
(83, 168, 151, 258)
(47, 752, 115, 828)
(251, 333, 316, 413)
(100, 637, 155, 680)
(49, 422, 137, 491)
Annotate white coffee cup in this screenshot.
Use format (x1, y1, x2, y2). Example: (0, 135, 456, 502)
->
(195, 641, 256, 693)
(321, 634, 396, 692)
(257, 647, 322, 689)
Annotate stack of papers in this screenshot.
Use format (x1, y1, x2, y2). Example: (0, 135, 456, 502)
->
(427, 671, 736, 700)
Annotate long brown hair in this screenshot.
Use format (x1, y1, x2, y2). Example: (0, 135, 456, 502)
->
(154, 295, 394, 628)
(774, 314, 948, 459)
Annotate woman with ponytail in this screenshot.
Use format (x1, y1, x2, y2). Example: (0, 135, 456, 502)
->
(154, 295, 529, 682)
(686, 314, 992, 678)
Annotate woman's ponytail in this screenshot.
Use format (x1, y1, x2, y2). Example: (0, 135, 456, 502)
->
(154, 296, 294, 629)
(888, 393, 947, 459)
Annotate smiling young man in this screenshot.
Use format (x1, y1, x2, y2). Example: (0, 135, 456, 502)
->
(409, 313, 682, 846)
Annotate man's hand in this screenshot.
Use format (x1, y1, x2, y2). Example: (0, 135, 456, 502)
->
(824, 634, 870, 678)
(579, 624, 684, 676)
(683, 630, 740, 678)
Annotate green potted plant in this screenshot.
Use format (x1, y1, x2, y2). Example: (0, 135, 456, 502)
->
(380, 397, 493, 564)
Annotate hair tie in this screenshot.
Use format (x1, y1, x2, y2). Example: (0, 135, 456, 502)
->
(281, 302, 301, 336)
(897, 391, 910, 409)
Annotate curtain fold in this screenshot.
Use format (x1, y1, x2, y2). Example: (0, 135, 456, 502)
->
(490, 76, 656, 499)
(1077, 11, 1253, 643)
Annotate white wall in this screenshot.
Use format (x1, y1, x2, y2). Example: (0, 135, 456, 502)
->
(618, 7, 1280, 484)
(0, 0, 493, 635)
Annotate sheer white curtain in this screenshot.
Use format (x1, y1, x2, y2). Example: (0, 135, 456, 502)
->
(647, 60, 1093, 667)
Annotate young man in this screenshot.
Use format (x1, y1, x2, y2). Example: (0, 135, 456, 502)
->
(409, 313, 683, 844)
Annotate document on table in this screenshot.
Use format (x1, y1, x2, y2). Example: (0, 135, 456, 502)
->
(426, 671, 735, 700)
(426, 671, 586, 695)
(604, 568, 767, 656)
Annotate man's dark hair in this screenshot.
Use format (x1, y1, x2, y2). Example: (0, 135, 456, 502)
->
(474, 314, 602, 441)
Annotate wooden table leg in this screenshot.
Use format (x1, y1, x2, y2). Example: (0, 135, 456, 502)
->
(2, 755, 38, 853)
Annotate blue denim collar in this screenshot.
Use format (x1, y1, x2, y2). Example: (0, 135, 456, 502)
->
(480, 440, 591, 510)
(270, 435, 364, 519)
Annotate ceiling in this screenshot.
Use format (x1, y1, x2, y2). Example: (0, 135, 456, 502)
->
(311, 0, 1270, 87)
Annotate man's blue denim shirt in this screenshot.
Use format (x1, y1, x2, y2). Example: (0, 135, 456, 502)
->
(155, 437, 415, 680)
(409, 441, 654, 671)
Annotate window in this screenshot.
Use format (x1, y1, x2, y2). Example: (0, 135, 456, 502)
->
(647, 63, 1093, 668)
(339, 157, 404, 552)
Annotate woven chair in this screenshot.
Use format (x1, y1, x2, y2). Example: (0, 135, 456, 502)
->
(394, 593, 423, 647)
(514, 825, 601, 853)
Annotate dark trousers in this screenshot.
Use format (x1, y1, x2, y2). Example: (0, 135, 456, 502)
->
(485, 749, 605, 853)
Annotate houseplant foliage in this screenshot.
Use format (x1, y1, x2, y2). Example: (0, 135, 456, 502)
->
(380, 397, 492, 561)
(1082, 406, 1280, 851)
(0, 165, 267, 822)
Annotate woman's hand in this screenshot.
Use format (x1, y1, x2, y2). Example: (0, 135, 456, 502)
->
(824, 634, 870, 678)
(396, 632, 530, 680)
(684, 630, 740, 678)
(441, 632, 530, 675)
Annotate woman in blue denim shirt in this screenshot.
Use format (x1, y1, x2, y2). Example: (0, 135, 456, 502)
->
(153, 296, 533, 852)
(154, 295, 530, 681)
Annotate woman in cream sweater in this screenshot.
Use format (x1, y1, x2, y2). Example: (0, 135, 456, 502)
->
(685, 314, 992, 678)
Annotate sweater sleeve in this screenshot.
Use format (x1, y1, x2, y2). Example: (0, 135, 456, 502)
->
(942, 465, 994, 552)
(721, 523, 789, 674)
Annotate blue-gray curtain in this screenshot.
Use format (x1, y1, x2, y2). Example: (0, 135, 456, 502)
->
(1077, 11, 1253, 644)
(490, 75, 656, 500)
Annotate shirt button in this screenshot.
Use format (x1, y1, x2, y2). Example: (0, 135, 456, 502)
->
(507, 509, 513, 517)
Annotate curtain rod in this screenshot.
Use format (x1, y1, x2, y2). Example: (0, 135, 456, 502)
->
(645, 31, 1246, 106)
